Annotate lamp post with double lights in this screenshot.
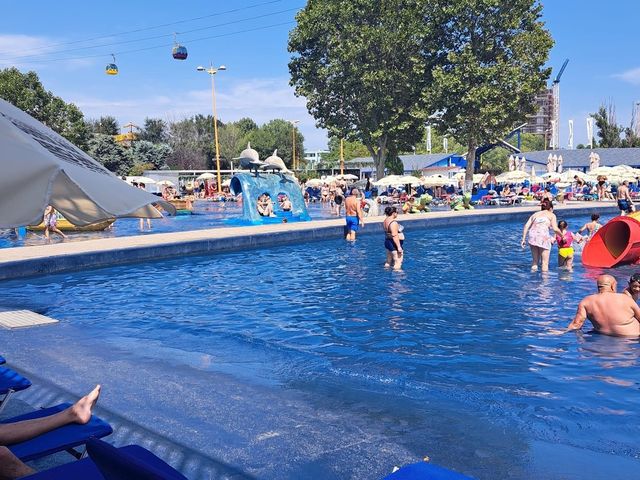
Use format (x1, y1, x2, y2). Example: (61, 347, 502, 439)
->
(197, 63, 226, 193)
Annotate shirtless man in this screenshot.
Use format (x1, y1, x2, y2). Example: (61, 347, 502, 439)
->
(344, 188, 364, 241)
(567, 275, 640, 337)
(616, 180, 635, 216)
(0, 385, 101, 479)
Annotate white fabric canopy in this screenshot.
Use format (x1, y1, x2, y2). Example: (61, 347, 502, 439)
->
(0, 99, 175, 227)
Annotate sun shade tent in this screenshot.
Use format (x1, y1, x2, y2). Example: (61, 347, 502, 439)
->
(0, 99, 175, 228)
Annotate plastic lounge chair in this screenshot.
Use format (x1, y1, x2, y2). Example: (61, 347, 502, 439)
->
(4, 403, 113, 462)
(0, 366, 32, 413)
(382, 461, 474, 480)
(22, 438, 188, 480)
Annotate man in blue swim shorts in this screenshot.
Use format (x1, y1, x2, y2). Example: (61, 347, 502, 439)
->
(617, 181, 635, 216)
(344, 188, 364, 241)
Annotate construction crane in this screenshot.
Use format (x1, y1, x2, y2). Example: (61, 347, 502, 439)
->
(551, 59, 569, 149)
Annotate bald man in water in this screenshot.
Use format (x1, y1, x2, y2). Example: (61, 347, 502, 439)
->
(567, 275, 640, 337)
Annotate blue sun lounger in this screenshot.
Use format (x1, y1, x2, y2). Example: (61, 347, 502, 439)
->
(23, 438, 189, 480)
(382, 461, 475, 480)
(4, 403, 113, 462)
(0, 366, 32, 413)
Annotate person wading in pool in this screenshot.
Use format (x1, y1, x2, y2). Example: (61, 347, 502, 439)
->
(616, 180, 635, 216)
(623, 273, 640, 302)
(567, 274, 640, 337)
(0, 385, 101, 479)
(383, 206, 404, 270)
(344, 188, 364, 241)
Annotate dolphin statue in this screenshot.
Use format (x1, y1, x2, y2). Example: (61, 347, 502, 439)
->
(261, 149, 289, 173)
(234, 142, 265, 173)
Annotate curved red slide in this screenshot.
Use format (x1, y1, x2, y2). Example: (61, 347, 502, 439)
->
(582, 212, 640, 267)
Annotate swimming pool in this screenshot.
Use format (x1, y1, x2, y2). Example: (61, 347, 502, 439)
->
(1, 215, 638, 479)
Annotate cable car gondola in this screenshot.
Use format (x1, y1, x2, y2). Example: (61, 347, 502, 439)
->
(172, 33, 188, 60)
(105, 54, 118, 75)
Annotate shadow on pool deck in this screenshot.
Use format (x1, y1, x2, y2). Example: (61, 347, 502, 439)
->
(6, 374, 256, 480)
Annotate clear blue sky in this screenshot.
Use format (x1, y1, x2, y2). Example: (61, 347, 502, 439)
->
(0, 0, 638, 152)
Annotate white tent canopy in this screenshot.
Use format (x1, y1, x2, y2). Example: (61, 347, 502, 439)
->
(0, 99, 175, 227)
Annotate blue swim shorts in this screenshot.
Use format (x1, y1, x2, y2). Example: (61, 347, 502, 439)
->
(345, 216, 359, 232)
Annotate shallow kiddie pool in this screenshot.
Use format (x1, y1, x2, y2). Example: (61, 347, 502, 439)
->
(0, 216, 638, 479)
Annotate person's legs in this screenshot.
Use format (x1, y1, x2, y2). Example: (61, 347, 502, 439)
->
(384, 250, 394, 268)
(529, 245, 540, 271)
(566, 254, 574, 272)
(557, 253, 566, 269)
(393, 251, 403, 270)
(52, 227, 66, 239)
(44, 226, 50, 240)
(540, 248, 551, 272)
(0, 385, 100, 445)
(0, 446, 34, 479)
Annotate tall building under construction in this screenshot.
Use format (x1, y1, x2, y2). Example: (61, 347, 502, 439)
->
(523, 88, 554, 136)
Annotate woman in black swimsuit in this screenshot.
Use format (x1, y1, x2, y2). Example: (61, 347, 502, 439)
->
(383, 206, 404, 270)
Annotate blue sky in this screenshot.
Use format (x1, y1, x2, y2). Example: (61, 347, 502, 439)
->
(0, 0, 638, 152)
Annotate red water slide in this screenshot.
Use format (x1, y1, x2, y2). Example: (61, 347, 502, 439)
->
(582, 212, 640, 268)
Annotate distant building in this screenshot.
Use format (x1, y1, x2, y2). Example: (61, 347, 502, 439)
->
(346, 153, 469, 179)
(523, 88, 553, 137)
(304, 150, 329, 167)
(523, 148, 640, 170)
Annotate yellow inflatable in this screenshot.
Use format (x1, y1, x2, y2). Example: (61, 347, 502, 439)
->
(28, 218, 115, 232)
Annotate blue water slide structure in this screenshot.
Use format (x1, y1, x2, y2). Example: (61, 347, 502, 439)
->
(230, 172, 311, 224)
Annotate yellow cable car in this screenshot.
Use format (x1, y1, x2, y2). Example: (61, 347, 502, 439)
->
(106, 54, 118, 75)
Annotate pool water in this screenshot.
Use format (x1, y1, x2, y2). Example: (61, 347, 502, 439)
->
(1, 216, 639, 479)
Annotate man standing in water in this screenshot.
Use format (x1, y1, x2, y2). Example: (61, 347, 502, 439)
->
(616, 180, 635, 216)
(344, 188, 364, 241)
(567, 274, 640, 336)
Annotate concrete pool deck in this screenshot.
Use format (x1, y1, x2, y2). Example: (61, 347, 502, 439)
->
(0, 201, 619, 281)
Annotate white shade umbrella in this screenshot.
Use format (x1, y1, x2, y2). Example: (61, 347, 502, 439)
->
(196, 172, 216, 180)
(496, 170, 529, 183)
(0, 99, 174, 227)
(323, 175, 338, 183)
(421, 175, 450, 187)
(156, 180, 175, 187)
(129, 176, 156, 184)
(305, 178, 323, 187)
(221, 179, 231, 187)
(398, 175, 422, 186)
(335, 173, 358, 180)
(373, 175, 402, 186)
(590, 166, 615, 176)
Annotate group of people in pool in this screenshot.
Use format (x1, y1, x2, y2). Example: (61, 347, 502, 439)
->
(340, 187, 405, 270)
(521, 199, 603, 273)
(521, 198, 640, 337)
(256, 193, 292, 217)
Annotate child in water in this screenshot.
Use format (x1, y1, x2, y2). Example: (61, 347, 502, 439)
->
(555, 219, 577, 271)
(578, 213, 602, 241)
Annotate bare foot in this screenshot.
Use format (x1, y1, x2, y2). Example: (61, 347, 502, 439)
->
(69, 385, 101, 424)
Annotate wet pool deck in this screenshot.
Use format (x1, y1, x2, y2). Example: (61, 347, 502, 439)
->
(0, 201, 618, 281)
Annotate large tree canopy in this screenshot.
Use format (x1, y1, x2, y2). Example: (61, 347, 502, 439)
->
(427, 0, 553, 188)
(289, 0, 436, 178)
(0, 67, 91, 149)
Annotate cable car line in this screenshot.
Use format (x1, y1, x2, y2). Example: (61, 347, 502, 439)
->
(2, 0, 284, 58)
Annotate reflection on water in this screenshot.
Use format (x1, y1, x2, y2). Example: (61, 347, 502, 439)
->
(0, 215, 639, 478)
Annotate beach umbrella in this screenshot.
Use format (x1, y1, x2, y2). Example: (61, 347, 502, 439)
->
(373, 175, 402, 186)
(196, 172, 216, 180)
(589, 166, 615, 176)
(496, 170, 529, 183)
(305, 178, 323, 187)
(421, 175, 450, 187)
(156, 180, 175, 187)
(323, 175, 338, 183)
(398, 175, 422, 186)
(0, 99, 174, 228)
(129, 176, 157, 184)
(546, 153, 554, 173)
(335, 173, 358, 180)
(530, 165, 536, 181)
(221, 179, 231, 187)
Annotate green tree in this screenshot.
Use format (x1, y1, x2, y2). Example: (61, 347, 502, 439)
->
(427, 0, 553, 189)
(88, 134, 133, 176)
(128, 140, 172, 169)
(324, 137, 370, 162)
(167, 115, 217, 169)
(289, 0, 435, 178)
(0, 67, 91, 149)
(218, 123, 247, 165)
(247, 119, 304, 168)
(139, 118, 168, 144)
(591, 104, 623, 148)
(87, 116, 119, 136)
(234, 117, 258, 137)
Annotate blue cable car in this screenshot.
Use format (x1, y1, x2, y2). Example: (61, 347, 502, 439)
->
(106, 54, 118, 75)
(172, 44, 188, 60)
(172, 33, 188, 60)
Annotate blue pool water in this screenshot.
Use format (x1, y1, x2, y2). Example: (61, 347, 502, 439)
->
(1, 215, 639, 479)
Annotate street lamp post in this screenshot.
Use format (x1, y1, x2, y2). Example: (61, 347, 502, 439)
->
(197, 63, 226, 193)
(290, 120, 300, 171)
